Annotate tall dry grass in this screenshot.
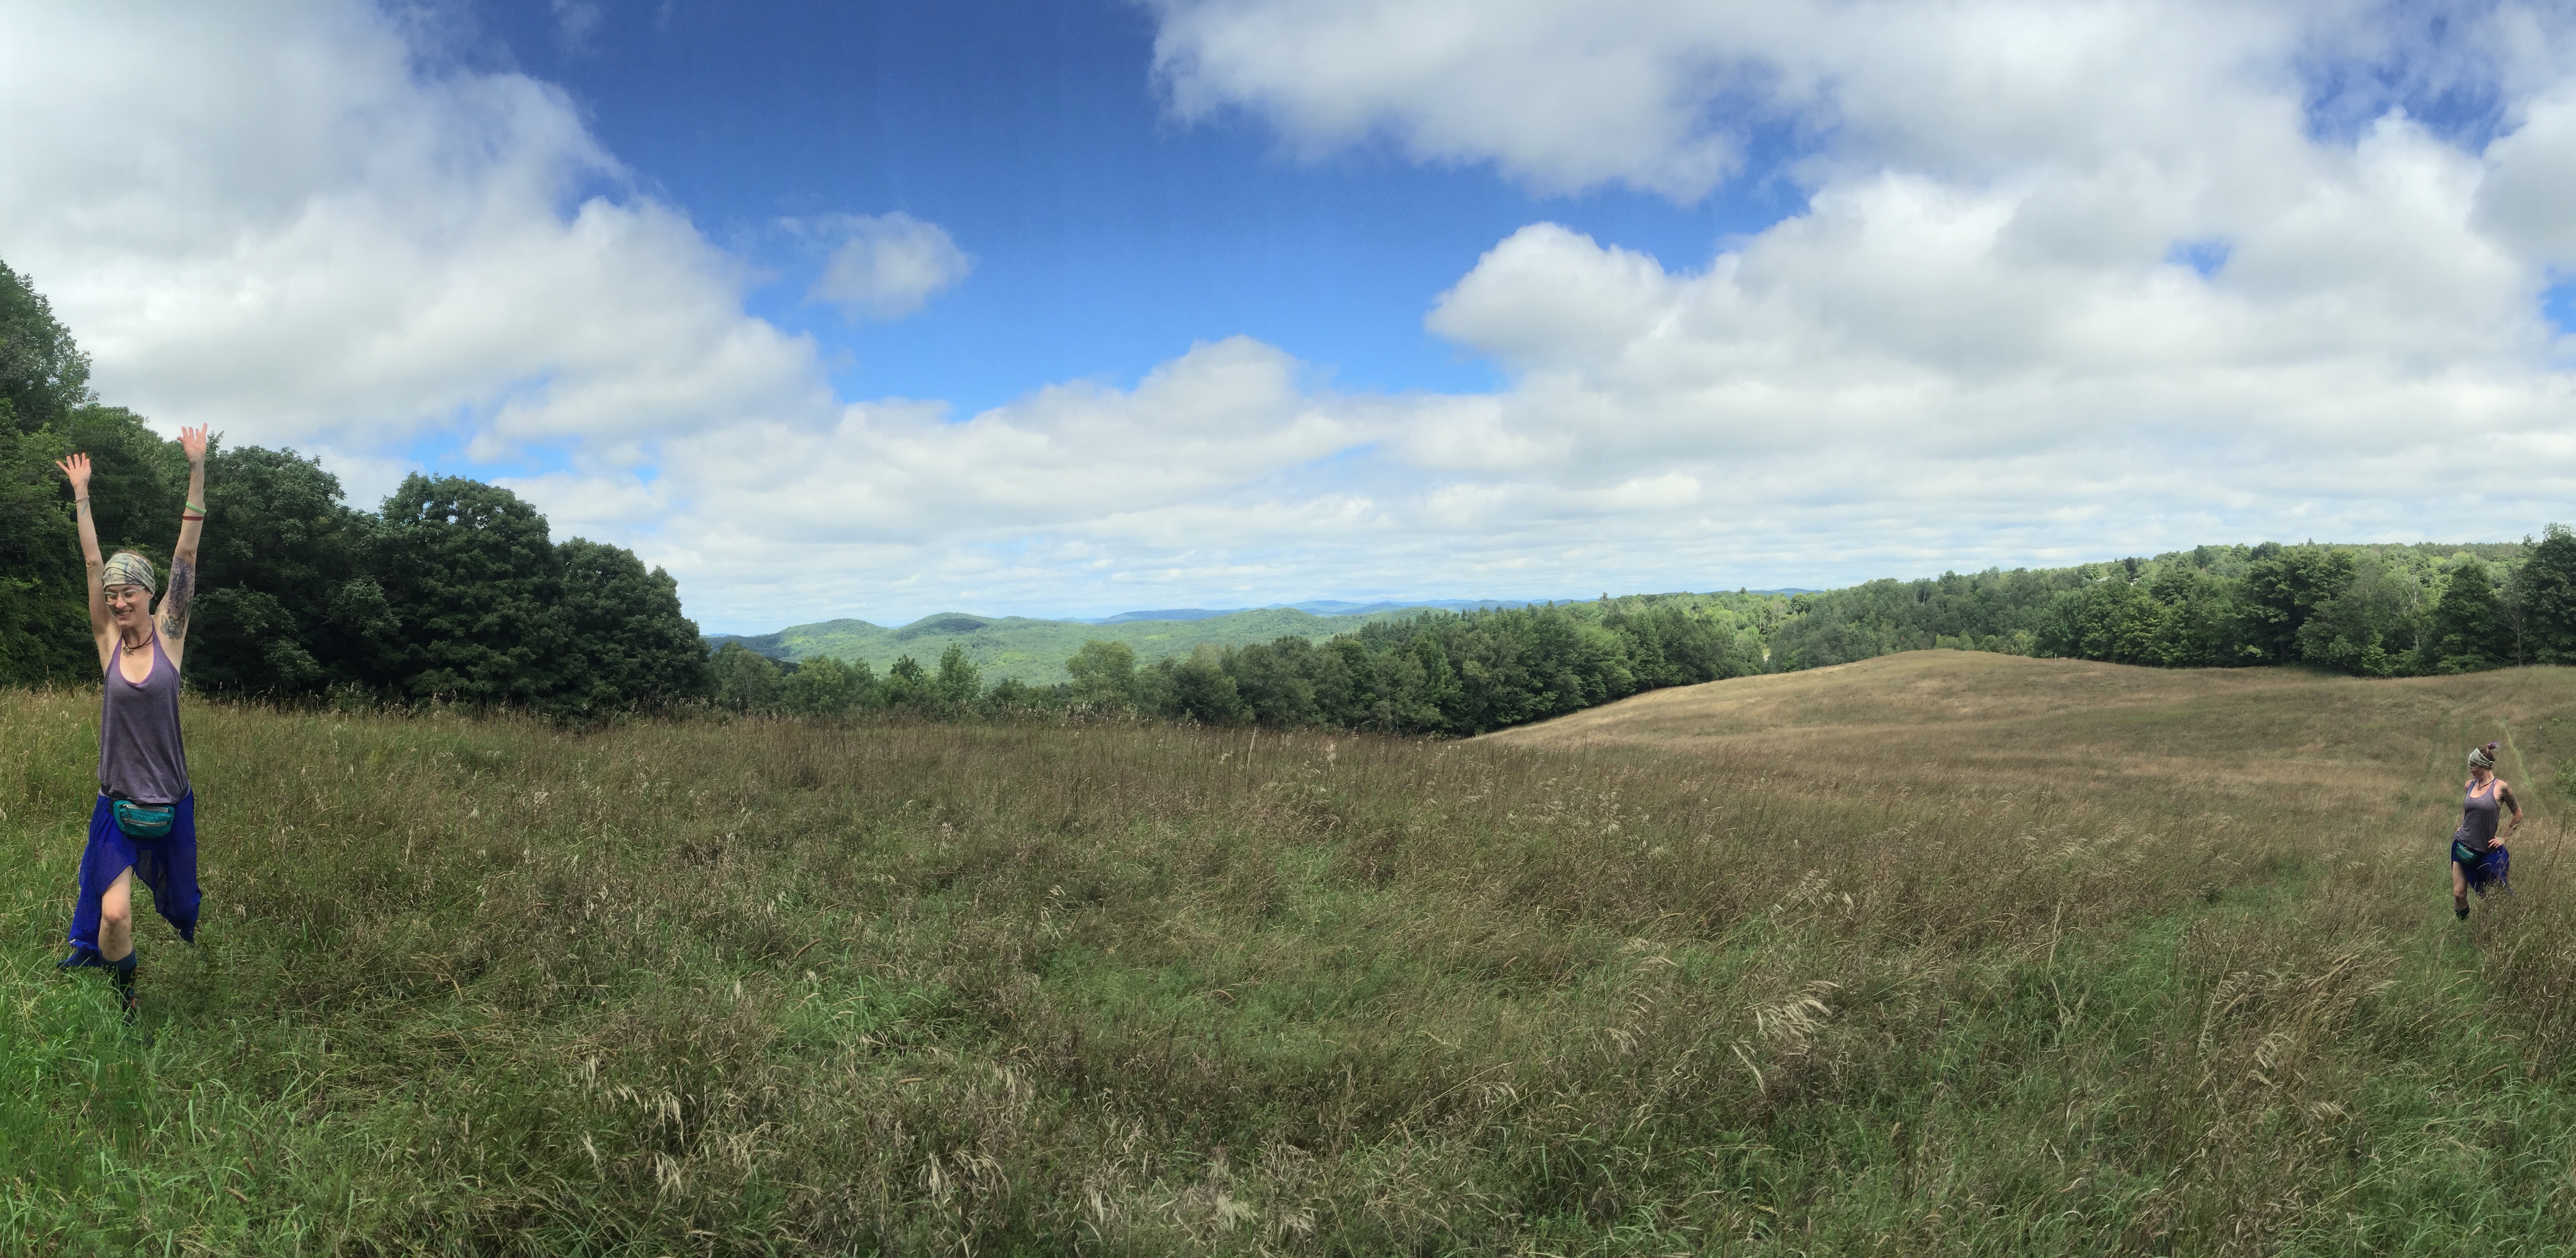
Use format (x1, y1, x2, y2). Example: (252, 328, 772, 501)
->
(6, 650, 2576, 1253)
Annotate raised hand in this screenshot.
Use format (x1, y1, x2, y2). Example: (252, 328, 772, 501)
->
(164, 427, 210, 663)
(53, 451, 91, 495)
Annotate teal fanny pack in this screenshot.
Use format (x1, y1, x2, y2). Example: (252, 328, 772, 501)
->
(111, 798, 176, 840)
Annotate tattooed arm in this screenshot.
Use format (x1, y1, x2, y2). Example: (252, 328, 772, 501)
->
(159, 425, 210, 671)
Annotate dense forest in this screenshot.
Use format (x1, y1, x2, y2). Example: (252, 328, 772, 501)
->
(1769, 538, 2555, 677)
(11, 257, 2573, 735)
(0, 261, 705, 717)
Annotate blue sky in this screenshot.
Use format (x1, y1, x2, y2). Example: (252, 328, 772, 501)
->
(8, 1, 2576, 633)
(453, 0, 1804, 416)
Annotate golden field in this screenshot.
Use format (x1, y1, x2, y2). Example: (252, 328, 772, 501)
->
(7, 651, 2576, 1255)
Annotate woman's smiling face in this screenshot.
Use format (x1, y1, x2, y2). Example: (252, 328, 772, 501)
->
(105, 583, 150, 631)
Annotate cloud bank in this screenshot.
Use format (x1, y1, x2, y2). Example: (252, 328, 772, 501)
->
(0, 2, 829, 478)
(7, 1, 2576, 632)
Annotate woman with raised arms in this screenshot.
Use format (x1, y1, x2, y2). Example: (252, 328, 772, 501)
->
(53, 426, 211, 1021)
(2451, 741, 2522, 920)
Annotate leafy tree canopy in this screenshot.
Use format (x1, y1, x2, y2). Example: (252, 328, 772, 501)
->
(0, 251, 711, 713)
(0, 259, 90, 435)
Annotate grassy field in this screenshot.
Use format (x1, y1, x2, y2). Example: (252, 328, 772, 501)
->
(8, 649, 2576, 1253)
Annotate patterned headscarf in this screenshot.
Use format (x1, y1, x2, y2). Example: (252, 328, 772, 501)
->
(2468, 742, 2500, 772)
(102, 551, 156, 596)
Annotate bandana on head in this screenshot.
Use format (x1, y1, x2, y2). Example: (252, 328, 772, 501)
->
(2468, 742, 2499, 771)
(102, 551, 156, 596)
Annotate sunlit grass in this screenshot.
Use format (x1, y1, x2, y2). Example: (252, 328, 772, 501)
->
(8, 652, 2576, 1253)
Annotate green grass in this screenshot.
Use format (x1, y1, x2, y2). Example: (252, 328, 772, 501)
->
(11, 655, 2576, 1253)
(709, 606, 1438, 685)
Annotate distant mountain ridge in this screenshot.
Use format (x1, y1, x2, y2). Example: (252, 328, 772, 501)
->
(704, 605, 1479, 685)
(704, 593, 1824, 686)
(1083, 598, 1537, 623)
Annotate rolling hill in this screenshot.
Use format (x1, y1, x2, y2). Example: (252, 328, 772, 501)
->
(705, 591, 1826, 686)
(705, 604, 1456, 684)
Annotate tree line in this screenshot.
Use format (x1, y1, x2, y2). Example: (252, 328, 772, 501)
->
(1767, 540, 2560, 678)
(710, 593, 1785, 736)
(1, 260, 706, 717)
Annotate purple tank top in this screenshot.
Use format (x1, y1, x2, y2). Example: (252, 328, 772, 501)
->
(2454, 778, 2503, 848)
(99, 635, 188, 804)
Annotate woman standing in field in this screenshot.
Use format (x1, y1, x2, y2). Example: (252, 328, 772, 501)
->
(2452, 741, 2521, 920)
(52, 428, 211, 1021)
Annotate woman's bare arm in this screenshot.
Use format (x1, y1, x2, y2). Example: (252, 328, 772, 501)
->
(158, 425, 210, 670)
(52, 452, 111, 669)
(2501, 782, 2523, 839)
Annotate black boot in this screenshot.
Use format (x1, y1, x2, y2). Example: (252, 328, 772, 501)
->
(109, 955, 137, 1024)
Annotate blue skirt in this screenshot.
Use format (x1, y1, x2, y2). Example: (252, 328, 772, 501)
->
(64, 793, 199, 957)
(2453, 837, 2510, 894)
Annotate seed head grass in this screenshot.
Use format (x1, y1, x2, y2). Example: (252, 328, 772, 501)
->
(7, 649, 2576, 1253)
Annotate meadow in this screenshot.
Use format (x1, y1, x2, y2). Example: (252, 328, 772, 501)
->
(8, 650, 2576, 1254)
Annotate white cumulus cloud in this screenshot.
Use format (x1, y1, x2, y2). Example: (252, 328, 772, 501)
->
(798, 212, 976, 320)
(0, 0, 829, 495)
(1151, 0, 2357, 202)
(1122, 0, 2576, 602)
(17, 0, 2576, 634)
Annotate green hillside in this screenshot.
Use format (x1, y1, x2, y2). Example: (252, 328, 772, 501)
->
(710, 606, 1441, 684)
